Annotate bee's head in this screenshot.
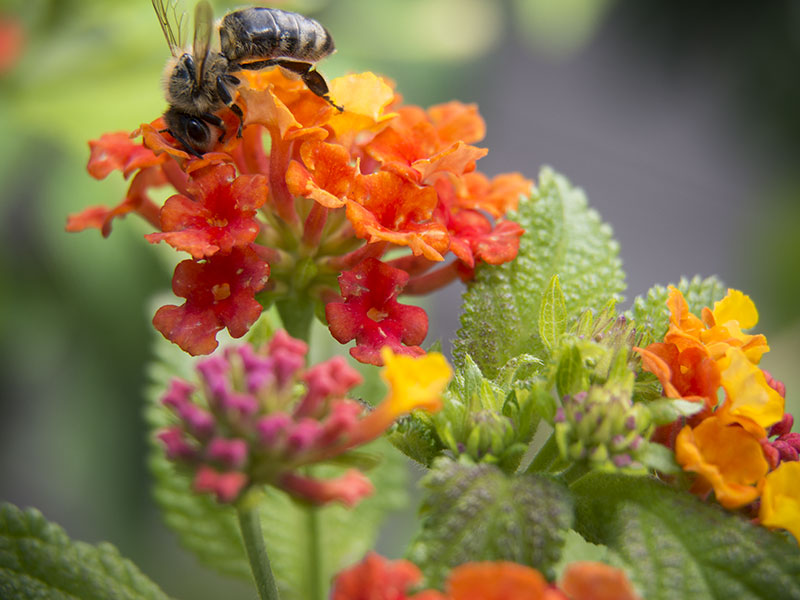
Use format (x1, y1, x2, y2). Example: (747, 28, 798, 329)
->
(163, 53, 198, 107)
(163, 107, 214, 157)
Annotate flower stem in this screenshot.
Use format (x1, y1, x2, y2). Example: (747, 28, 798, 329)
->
(237, 503, 281, 600)
(304, 502, 324, 600)
(525, 433, 560, 474)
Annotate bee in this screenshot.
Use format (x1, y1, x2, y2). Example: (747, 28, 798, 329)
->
(152, 0, 341, 157)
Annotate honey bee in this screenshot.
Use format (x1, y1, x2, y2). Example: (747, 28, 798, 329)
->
(152, 0, 341, 157)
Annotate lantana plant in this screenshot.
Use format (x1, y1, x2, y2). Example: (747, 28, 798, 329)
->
(3, 8, 800, 600)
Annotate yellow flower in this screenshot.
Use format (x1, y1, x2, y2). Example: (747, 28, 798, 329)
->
(675, 416, 768, 509)
(349, 348, 452, 444)
(759, 461, 800, 544)
(380, 347, 452, 415)
(712, 289, 758, 330)
(717, 347, 785, 437)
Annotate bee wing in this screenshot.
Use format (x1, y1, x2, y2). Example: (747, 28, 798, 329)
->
(151, 0, 187, 57)
(193, 0, 214, 81)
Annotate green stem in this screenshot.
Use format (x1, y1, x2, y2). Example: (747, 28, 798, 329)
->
(304, 502, 324, 600)
(561, 462, 592, 486)
(525, 433, 560, 474)
(237, 503, 281, 600)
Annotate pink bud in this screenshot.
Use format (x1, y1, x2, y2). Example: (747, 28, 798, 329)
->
(269, 329, 308, 359)
(217, 389, 258, 418)
(298, 356, 363, 418)
(769, 413, 794, 438)
(774, 439, 799, 463)
(759, 438, 781, 470)
(162, 378, 195, 412)
(256, 413, 292, 447)
(279, 469, 374, 507)
(207, 437, 248, 469)
(234, 344, 277, 393)
(193, 465, 248, 503)
(197, 355, 230, 397)
(179, 404, 215, 438)
(157, 427, 198, 461)
(762, 370, 786, 399)
(288, 419, 323, 452)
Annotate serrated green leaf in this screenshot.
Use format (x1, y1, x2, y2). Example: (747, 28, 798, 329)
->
(455, 167, 626, 378)
(628, 275, 727, 345)
(0, 503, 173, 600)
(572, 473, 800, 600)
(408, 459, 573, 587)
(539, 275, 567, 353)
(145, 335, 409, 600)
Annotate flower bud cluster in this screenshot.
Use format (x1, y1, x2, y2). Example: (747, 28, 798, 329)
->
(761, 411, 800, 468)
(461, 410, 518, 463)
(158, 330, 377, 505)
(554, 385, 650, 471)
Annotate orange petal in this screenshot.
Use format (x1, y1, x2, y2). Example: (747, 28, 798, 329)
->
(675, 417, 768, 509)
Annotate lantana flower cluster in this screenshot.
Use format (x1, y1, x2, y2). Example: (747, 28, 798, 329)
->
(637, 287, 800, 541)
(158, 330, 451, 505)
(68, 69, 531, 364)
(330, 553, 640, 600)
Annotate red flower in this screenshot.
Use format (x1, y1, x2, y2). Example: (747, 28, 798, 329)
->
(146, 164, 267, 259)
(326, 258, 428, 365)
(348, 171, 448, 261)
(153, 246, 269, 355)
(331, 553, 441, 600)
(66, 167, 166, 237)
(86, 131, 165, 180)
(448, 209, 524, 270)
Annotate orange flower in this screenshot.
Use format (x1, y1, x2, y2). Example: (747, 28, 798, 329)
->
(446, 562, 547, 600)
(759, 461, 800, 544)
(560, 562, 641, 600)
(663, 287, 769, 366)
(675, 416, 768, 508)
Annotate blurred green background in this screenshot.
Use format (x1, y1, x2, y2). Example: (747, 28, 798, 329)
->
(1, 0, 799, 598)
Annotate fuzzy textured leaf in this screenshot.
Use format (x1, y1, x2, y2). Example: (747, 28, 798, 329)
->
(572, 472, 800, 600)
(455, 166, 626, 378)
(145, 334, 409, 600)
(0, 503, 172, 600)
(408, 459, 573, 588)
(628, 275, 727, 346)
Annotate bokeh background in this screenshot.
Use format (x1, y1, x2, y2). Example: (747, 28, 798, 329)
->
(1, 0, 799, 598)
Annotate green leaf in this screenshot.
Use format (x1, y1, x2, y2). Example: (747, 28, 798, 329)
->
(0, 503, 172, 600)
(572, 473, 800, 600)
(555, 342, 586, 398)
(408, 459, 573, 587)
(647, 398, 705, 425)
(455, 166, 626, 378)
(552, 529, 614, 578)
(539, 275, 567, 353)
(145, 335, 409, 599)
(628, 275, 727, 345)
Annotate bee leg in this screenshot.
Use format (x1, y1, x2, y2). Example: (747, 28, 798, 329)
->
(236, 59, 279, 71)
(216, 75, 244, 138)
(274, 60, 343, 112)
(200, 112, 226, 143)
(171, 132, 205, 159)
